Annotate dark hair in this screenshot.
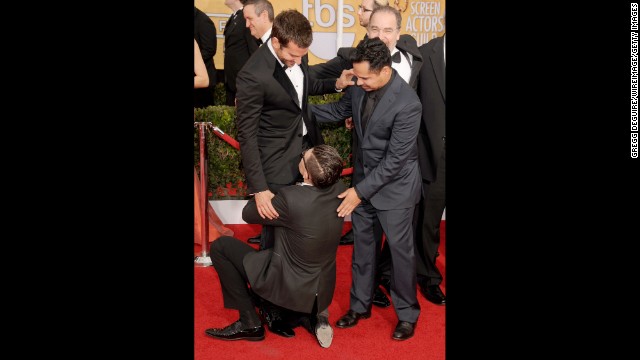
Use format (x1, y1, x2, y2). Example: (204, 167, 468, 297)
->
(271, 9, 313, 48)
(350, 36, 391, 73)
(244, 0, 274, 22)
(369, 5, 402, 30)
(305, 145, 343, 189)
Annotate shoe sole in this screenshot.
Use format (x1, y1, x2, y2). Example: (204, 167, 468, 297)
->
(391, 333, 414, 341)
(206, 334, 265, 341)
(315, 324, 333, 348)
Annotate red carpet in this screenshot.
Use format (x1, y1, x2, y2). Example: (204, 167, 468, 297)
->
(195, 222, 445, 359)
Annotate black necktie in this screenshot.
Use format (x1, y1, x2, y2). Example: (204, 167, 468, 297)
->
(257, 38, 263, 46)
(361, 92, 376, 132)
(392, 51, 402, 63)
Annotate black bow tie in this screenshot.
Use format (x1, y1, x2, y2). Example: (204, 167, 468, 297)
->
(392, 51, 402, 63)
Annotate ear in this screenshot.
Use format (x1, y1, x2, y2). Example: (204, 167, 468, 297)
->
(381, 65, 392, 76)
(271, 36, 280, 50)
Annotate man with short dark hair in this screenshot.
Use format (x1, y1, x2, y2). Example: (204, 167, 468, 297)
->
(310, 5, 423, 308)
(311, 37, 422, 341)
(235, 9, 335, 254)
(205, 145, 346, 348)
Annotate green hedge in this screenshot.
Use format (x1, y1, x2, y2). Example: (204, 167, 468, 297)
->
(195, 84, 351, 199)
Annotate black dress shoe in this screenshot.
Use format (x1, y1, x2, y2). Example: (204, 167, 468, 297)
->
(420, 285, 446, 305)
(372, 287, 391, 308)
(339, 230, 354, 245)
(336, 309, 371, 328)
(259, 304, 295, 337)
(392, 321, 415, 340)
(205, 320, 265, 341)
(267, 319, 295, 337)
(247, 234, 261, 244)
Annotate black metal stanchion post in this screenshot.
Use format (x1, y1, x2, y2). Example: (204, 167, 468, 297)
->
(195, 122, 212, 267)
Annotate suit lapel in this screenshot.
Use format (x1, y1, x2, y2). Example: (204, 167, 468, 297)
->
(431, 38, 446, 101)
(224, 11, 237, 35)
(273, 60, 301, 108)
(355, 92, 365, 139)
(300, 58, 309, 109)
(396, 35, 423, 89)
(362, 75, 400, 139)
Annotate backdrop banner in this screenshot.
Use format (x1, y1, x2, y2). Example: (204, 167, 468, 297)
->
(195, 0, 445, 68)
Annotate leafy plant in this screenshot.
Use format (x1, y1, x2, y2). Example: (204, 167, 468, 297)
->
(195, 85, 352, 199)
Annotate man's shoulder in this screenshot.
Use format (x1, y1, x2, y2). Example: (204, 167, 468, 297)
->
(279, 184, 311, 196)
(238, 47, 270, 75)
(397, 34, 420, 56)
(280, 182, 346, 197)
(419, 36, 443, 54)
(337, 47, 356, 59)
(392, 74, 421, 102)
(195, 8, 214, 25)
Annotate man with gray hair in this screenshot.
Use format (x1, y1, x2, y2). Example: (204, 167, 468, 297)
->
(243, 0, 274, 45)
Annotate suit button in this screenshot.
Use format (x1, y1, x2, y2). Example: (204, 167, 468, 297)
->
(364, 165, 368, 168)
(298, 134, 302, 137)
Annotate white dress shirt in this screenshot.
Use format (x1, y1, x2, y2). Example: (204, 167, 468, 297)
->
(267, 37, 307, 136)
(390, 47, 413, 85)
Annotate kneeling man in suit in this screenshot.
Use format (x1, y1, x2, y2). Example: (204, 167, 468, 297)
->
(205, 145, 346, 348)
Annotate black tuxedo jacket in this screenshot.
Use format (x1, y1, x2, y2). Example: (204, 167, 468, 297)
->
(312, 72, 422, 210)
(242, 181, 347, 313)
(223, 8, 259, 94)
(416, 36, 445, 182)
(309, 34, 423, 91)
(236, 44, 335, 193)
(194, 7, 217, 86)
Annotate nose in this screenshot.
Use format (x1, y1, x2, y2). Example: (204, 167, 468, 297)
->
(356, 78, 364, 86)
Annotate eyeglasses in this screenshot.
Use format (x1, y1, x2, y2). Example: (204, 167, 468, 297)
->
(369, 26, 398, 35)
(358, 5, 372, 13)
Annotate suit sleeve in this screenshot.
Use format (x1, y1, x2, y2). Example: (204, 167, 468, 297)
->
(236, 67, 269, 193)
(242, 193, 290, 227)
(354, 99, 422, 200)
(308, 77, 339, 96)
(309, 87, 354, 123)
(308, 47, 353, 80)
(196, 16, 217, 60)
